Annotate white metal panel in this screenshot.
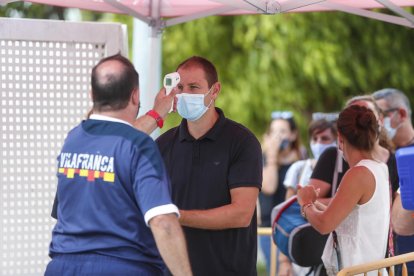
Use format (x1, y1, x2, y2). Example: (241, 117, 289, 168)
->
(0, 17, 127, 276)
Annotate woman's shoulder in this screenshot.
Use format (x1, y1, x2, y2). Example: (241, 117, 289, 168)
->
(357, 159, 387, 169)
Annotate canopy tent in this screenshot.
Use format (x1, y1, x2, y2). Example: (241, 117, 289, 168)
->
(2, 0, 414, 27)
(1, 0, 414, 134)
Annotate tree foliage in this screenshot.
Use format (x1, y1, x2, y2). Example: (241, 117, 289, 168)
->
(162, 11, 414, 141)
(0, 2, 65, 19)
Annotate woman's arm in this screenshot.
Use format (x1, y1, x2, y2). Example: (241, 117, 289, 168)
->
(299, 166, 373, 234)
(261, 133, 281, 195)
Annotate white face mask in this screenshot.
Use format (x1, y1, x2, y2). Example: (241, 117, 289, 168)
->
(310, 142, 336, 160)
(383, 116, 399, 140)
(177, 88, 213, 121)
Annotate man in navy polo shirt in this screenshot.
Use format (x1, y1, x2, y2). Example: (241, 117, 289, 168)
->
(45, 54, 192, 276)
(157, 56, 262, 276)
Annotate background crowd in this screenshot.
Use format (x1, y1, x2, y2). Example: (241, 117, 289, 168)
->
(260, 88, 414, 276)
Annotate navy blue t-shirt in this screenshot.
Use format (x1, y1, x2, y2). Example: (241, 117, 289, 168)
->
(49, 118, 176, 270)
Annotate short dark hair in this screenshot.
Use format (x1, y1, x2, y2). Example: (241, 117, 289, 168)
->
(176, 56, 218, 88)
(91, 54, 139, 112)
(308, 119, 337, 139)
(372, 88, 412, 118)
(337, 105, 379, 151)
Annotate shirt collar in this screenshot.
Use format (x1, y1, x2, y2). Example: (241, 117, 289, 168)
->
(178, 107, 226, 142)
(89, 114, 133, 127)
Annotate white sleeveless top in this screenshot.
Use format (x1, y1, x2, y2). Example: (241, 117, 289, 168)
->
(322, 159, 390, 276)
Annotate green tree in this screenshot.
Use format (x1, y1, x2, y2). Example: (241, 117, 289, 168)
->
(162, 11, 414, 142)
(0, 2, 65, 19)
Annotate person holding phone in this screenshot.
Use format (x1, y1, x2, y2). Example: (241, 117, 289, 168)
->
(260, 111, 306, 274)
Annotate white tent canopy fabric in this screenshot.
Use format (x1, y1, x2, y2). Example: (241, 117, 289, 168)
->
(1, 0, 413, 28)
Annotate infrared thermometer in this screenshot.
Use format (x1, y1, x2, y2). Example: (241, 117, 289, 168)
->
(163, 72, 180, 112)
(163, 72, 180, 96)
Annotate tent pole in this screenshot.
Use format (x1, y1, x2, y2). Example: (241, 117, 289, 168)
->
(375, 0, 414, 25)
(321, 2, 414, 28)
(133, 18, 162, 138)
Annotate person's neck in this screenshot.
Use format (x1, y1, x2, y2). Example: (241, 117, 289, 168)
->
(278, 149, 299, 165)
(187, 107, 219, 140)
(372, 142, 390, 163)
(94, 110, 134, 125)
(346, 148, 374, 167)
(394, 123, 414, 147)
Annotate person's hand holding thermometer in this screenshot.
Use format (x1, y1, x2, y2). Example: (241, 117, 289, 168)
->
(164, 72, 180, 112)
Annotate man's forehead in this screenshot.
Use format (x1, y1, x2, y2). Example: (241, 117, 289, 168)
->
(375, 98, 391, 110)
(178, 66, 207, 84)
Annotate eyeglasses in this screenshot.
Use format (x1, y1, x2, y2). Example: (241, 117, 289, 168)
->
(312, 112, 338, 122)
(382, 107, 399, 116)
(271, 111, 293, 120)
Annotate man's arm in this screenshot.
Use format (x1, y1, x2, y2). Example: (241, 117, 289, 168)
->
(392, 193, 414, 236)
(134, 87, 177, 134)
(179, 187, 259, 229)
(149, 213, 193, 276)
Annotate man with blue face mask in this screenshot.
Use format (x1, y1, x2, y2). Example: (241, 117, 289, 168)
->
(373, 88, 414, 276)
(156, 56, 262, 276)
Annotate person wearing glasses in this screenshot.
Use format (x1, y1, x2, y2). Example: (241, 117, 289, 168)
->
(260, 111, 306, 274)
(373, 88, 414, 275)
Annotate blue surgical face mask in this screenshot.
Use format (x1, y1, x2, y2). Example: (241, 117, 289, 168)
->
(177, 88, 213, 121)
(310, 142, 336, 160)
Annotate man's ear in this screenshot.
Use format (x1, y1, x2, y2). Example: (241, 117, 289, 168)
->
(211, 82, 221, 100)
(131, 88, 139, 105)
(399, 108, 409, 121)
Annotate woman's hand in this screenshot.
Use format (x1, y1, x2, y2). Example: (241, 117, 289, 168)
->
(262, 133, 281, 162)
(278, 260, 294, 276)
(297, 185, 318, 206)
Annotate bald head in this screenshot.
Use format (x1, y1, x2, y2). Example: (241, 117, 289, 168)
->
(91, 54, 139, 112)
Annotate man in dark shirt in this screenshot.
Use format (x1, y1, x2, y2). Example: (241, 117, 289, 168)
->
(373, 88, 414, 275)
(156, 56, 262, 276)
